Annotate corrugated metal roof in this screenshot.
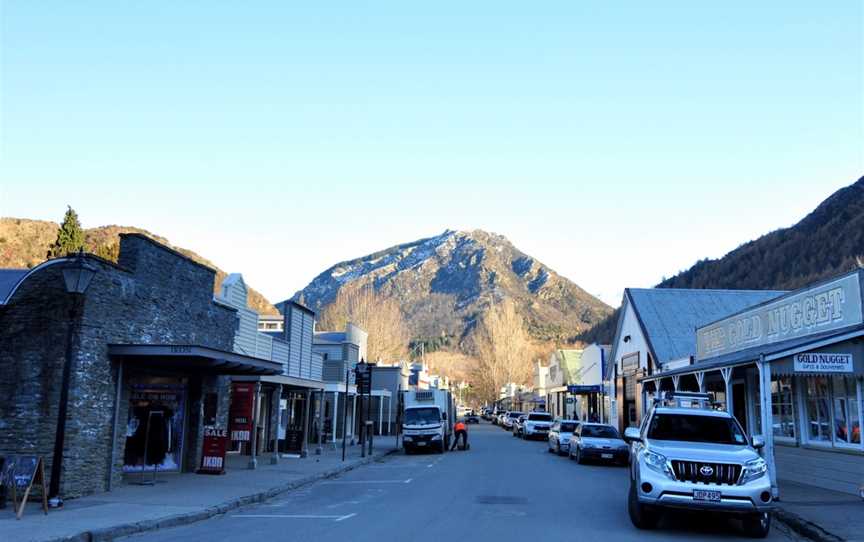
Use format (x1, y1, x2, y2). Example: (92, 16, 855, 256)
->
(640, 323, 864, 380)
(0, 269, 28, 302)
(628, 288, 787, 365)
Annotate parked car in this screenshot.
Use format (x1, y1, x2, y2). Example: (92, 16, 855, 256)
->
(547, 419, 580, 455)
(521, 412, 554, 440)
(623, 392, 774, 538)
(513, 414, 528, 437)
(569, 423, 629, 465)
(502, 411, 524, 431)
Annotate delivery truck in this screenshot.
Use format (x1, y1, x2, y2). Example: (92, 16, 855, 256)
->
(402, 389, 455, 454)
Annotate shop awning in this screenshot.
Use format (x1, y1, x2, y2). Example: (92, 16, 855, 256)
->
(108, 344, 283, 375)
(639, 324, 864, 382)
(232, 374, 325, 390)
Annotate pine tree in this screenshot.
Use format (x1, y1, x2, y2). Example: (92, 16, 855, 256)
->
(47, 206, 85, 258)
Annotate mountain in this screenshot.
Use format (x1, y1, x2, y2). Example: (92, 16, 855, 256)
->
(0, 217, 278, 315)
(293, 229, 613, 345)
(580, 175, 864, 344)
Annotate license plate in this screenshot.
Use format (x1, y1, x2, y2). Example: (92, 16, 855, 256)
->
(693, 490, 721, 502)
(416, 442, 426, 446)
(601, 453, 613, 459)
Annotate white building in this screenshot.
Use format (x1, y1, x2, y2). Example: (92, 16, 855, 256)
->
(608, 287, 784, 431)
(217, 274, 324, 458)
(640, 270, 864, 497)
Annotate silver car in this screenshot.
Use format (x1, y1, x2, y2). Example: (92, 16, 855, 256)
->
(623, 394, 774, 538)
(570, 423, 629, 465)
(547, 419, 579, 455)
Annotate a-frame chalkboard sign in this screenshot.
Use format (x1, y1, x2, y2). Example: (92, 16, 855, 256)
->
(1, 455, 49, 519)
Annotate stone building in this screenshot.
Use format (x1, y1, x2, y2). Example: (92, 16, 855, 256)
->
(0, 234, 280, 499)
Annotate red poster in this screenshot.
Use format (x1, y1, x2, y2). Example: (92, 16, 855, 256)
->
(229, 383, 254, 442)
(197, 427, 228, 474)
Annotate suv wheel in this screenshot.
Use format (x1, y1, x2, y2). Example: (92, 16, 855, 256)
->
(628, 481, 659, 529)
(742, 512, 771, 539)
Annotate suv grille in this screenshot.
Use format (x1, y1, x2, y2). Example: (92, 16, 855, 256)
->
(671, 460, 741, 485)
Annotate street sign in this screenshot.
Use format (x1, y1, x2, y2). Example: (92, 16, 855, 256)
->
(354, 361, 374, 395)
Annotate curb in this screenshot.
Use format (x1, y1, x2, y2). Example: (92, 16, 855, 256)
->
(46, 448, 398, 542)
(774, 507, 845, 542)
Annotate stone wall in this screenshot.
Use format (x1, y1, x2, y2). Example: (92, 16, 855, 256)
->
(0, 234, 238, 498)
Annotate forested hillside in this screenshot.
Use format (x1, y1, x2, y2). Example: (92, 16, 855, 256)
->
(580, 176, 864, 344)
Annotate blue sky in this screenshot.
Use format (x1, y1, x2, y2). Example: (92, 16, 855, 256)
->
(1, 1, 861, 306)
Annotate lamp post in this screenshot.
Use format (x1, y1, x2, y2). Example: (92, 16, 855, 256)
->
(48, 250, 98, 507)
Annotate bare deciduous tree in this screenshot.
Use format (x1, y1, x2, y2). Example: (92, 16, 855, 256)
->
(469, 299, 534, 402)
(318, 284, 410, 362)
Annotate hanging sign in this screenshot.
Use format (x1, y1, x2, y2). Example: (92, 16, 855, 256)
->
(567, 385, 601, 394)
(229, 383, 254, 441)
(794, 352, 853, 373)
(197, 427, 228, 474)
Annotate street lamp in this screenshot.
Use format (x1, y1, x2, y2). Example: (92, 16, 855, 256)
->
(49, 250, 98, 507)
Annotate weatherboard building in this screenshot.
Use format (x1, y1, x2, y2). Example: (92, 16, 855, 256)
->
(611, 270, 864, 497)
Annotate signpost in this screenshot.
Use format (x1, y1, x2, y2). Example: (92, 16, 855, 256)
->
(354, 361, 375, 457)
(197, 427, 228, 475)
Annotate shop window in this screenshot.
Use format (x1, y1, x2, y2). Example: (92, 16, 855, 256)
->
(805, 377, 832, 442)
(771, 377, 795, 440)
(832, 376, 860, 446)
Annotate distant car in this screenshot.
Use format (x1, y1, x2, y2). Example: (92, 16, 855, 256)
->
(521, 412, 554, 440)
(503, 411, 524, 431)
(569, 423, 629, 465)
(547, 419, 580, 455)
(464, 413, 480, 424)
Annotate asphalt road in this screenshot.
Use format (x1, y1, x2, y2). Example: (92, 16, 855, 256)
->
(125, 423, 792, 542)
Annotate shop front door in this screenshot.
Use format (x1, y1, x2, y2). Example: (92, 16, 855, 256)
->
(280, 391, 306, 454)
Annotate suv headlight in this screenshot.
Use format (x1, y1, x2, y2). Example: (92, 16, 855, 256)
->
(643, 450, 674, 479)
(582, 442, 596, 449)
(741, 457, 768, 484)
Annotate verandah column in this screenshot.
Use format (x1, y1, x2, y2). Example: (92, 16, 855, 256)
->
(720, 367, 733, 413)
(301, 389, 312, 458)
(757, 356, 778, 498)
(271, 384, 283, 464)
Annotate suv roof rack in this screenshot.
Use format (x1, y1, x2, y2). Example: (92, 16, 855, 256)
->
(654, 391, 720, 410)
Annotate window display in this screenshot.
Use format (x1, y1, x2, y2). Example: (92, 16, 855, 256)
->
(805, 377, 832, 442)
(771, 376, 795, 439)
(832, 376, 860, 446)
(123, 380, 187, 472)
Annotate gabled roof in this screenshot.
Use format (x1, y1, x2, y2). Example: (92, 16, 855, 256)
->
(0, 269, 28, 302)
(618, 288, 787, 366)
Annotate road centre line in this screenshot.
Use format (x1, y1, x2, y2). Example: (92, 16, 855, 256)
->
(234, 514, 357, 522)
(321, 479, 412, 484)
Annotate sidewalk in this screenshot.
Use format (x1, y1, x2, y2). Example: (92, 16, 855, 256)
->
(0, 441, 398, 542)
(775, 480, 864, 542)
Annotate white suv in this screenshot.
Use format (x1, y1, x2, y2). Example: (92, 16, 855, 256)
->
(521, 412, 553, 439)
(623, 392, 774, 538)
